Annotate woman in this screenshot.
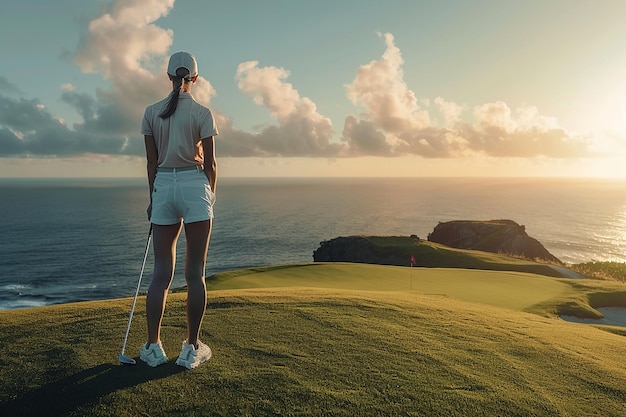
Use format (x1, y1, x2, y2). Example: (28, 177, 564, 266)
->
(140, 51, 218, 369)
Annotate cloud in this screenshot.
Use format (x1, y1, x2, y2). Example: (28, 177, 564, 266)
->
(74, 0, 175, 79)
(341, 32, 589, 159)
(456, 102, 590, 157)
(229, 61, 342, 157)
(71, 0, 177, 128)
(346, 33, 431, 134)
(434, 97, 465, 125)
(69, 0, 216, 145)
(341, 116, 391, 155)
(0, 91, 129, 156)
(0, 0, 220, 159)
(0, 1, 591, 162)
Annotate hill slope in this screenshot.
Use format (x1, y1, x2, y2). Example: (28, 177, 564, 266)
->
(1, 264, 626, 416)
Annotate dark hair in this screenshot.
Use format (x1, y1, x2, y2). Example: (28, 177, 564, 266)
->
(159, 67, 192, 119)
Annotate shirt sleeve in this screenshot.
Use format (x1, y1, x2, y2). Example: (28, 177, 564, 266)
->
(140, 106, 153, 136)
(199, 109, 219, 139)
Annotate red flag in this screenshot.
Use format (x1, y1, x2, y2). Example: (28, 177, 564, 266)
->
(410, 255, 416, 266)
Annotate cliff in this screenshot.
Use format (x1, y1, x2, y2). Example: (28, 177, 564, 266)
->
(427, 219, 562, 264)
(312, 234, 563, 277)
(313, 220, 562, 271)
(313, 236, 410, 267)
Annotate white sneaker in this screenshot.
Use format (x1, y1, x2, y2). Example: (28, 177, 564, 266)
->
(175, 340, 212, 369)
(140, 342, 168, 367)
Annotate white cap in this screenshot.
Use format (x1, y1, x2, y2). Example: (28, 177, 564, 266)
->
(167, 51, 198, 77)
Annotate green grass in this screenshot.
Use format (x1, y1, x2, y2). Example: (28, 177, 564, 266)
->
(206, 263, 572, 312)
(1, 264, 626, 416)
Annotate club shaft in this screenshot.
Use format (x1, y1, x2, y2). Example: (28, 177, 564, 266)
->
(120, 225, 152, 356)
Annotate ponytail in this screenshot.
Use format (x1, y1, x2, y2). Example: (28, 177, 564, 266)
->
(159, 68, 192, 119)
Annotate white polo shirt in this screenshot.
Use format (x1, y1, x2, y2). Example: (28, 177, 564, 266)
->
(141, 92, 219, 168)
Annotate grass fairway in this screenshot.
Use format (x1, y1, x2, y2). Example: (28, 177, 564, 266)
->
(207, 263, 573, 311)
(1, 264, 626, 416)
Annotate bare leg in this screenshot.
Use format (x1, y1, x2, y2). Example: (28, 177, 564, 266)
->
(146, 222, 182, 345)
(183, 219, 211, 347)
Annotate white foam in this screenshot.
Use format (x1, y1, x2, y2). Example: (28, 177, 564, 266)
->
(0, 284, 32, 292)
(0, 299, 49, 310)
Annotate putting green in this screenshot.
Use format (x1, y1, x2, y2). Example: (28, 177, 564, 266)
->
(207, 263, 572, 311)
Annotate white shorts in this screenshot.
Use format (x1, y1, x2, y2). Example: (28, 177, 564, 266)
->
(150, 167, 215, 225)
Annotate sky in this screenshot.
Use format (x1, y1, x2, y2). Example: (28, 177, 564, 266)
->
(1, 0, 626, 178)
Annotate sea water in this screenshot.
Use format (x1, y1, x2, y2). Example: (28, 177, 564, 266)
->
(0, 177, 624, 310)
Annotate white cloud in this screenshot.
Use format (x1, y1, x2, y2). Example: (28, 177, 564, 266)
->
(232, 60, 340, 156)
(70, 0, 215, 135)
(0, 5, 592, 162)
(434, 97, 465, 125)
(458, 101, 589, 157)
(0, 0, 183, 157)
(345, 32, 430, 134)
(236, 62, 300, 121)
(341, 32, 589, 159)
(74, 0, 175, 79)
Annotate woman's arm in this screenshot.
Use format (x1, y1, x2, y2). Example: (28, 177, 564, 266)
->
(201, 136, 217, 193)
(144, 135, 158, 195)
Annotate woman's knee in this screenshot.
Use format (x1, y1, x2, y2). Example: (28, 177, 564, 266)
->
(151, 275, 173, 292)
(184, 265, 205, 282)
(151, 263, 174, 288)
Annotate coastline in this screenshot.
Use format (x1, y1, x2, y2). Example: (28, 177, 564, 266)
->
(1, 177, 624, 310)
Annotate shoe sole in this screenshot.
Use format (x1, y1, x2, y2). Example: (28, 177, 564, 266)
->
(140, 349, 168, 367)
(176, 352, 212, 369)
(140, 356, 168, 367)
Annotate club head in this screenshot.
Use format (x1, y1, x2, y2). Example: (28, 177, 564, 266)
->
(119, 354, 137, 365)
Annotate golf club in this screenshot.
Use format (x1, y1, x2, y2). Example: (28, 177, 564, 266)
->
(118, 225, 153, 365)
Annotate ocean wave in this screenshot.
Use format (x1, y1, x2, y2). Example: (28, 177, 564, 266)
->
(0, 298, 51, 310)
(0, 291, 62, 310)
(0, 283, 33, 293)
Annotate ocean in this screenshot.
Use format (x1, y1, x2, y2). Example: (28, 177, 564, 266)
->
(1, 177, 625, 310)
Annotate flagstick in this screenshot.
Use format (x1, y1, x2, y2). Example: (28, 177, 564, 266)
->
(409, 255, 415, 290)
